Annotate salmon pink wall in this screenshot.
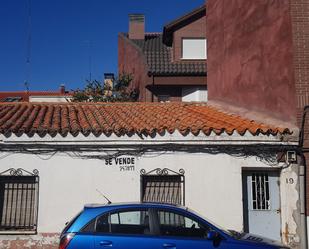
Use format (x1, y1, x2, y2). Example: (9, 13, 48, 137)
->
(206, 0, 297, 123)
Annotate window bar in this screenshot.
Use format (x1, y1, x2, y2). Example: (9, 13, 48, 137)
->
(14, 183, 19, 228)
(3, 183, 9, 227)
(258, 174, 262, 210)
(262, 174, 266, 210)
(28, 182, 34, 228)
(23, 182, 29, 228)
(265, 175, 270, 210)
(9, 182, 14, 228)
(252, 173, 257, 210)
(18, 183, 22, 228)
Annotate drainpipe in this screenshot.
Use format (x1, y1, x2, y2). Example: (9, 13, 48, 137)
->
(299, 105, 309, 249)
(152, 75, 155, 102)
(299, 156, 307, 249)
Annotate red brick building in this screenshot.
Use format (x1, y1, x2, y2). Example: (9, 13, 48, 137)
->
(118, 6, 207, 102)
(206, 0, 309, 247)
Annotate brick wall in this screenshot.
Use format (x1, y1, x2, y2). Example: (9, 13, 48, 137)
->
(0, 233, 59, 249)
(173, 15, 206, 61)
(118, 33, 152, 101)
(289, 0, 309, 214)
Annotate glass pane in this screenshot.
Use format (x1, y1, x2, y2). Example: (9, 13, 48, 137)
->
(157, 210, 209, 238)
(119, 211, 142, 225)
(109, 210, 149, 235)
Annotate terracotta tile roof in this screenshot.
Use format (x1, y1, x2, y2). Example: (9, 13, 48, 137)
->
(0, 102, 290, 137)
(129, 33, 206, 76)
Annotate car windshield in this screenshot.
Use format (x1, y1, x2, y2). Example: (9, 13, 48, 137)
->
(186, 208, 237, 238)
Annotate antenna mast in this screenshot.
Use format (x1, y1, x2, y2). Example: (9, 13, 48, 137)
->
(96, 189, 112, 204)
(84, 40, 92, 82)
(25, 0, 32, 92)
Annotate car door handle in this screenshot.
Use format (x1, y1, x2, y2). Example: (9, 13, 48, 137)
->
(163, 243, 176, 249)
(100, 240, 113, 247)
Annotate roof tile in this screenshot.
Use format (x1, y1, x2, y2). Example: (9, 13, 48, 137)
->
(0, 102, 291, 138)
(130, 34, 206, 76)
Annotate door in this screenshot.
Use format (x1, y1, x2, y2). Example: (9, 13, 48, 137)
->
(243, 171, 281, 241)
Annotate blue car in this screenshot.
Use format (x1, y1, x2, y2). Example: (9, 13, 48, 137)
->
(59, 202, 288, 249)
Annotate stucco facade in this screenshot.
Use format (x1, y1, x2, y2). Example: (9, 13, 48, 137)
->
(0, 132, 302, 248)
(206, 1, 309, 247)
(207, 0, 297, 122)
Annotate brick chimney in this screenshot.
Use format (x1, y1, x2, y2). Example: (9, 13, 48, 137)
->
(129, 14, 145, 40)
(59, 84, 66, 94)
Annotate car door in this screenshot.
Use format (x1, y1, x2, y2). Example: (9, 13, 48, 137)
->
(149, 208, 231, 249)
(93, 208, 159, 249)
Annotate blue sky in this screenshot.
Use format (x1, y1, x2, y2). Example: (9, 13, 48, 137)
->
(0, 0, 205, 91)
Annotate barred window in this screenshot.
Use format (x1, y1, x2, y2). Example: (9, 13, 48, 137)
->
(251, 173, 270, 210)
(0, 169, 39, 233)
(141, 168, 185, 206)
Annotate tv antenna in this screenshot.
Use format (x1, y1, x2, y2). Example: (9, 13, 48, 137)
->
(25, 0, 32, 91)
(96, 189, 112, 204)
(84, 40, 92, 81)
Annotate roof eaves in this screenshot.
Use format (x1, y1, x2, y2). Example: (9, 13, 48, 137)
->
(163, 5, 206, 46)
(148, 71, 207, 77)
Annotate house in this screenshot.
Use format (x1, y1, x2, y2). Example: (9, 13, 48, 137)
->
(0, 85, 72, 103)
(206, 0, 309, 248)
(0, 102, 302, 248)
(118, 5, 207, 102)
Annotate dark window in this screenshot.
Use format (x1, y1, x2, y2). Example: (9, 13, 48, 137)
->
(157, 95, 170, 102)
(3, 97, 22, 102)
(142, 175, 184, 205)
(0, 175, 39, 232)
(156, 210, 210, 238)
(96, 210, 149, 235)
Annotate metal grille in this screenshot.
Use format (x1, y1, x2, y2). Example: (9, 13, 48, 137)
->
(0, 173, 39, 232)
(251, 172, 270, 210)
(141, 168, 185, 205)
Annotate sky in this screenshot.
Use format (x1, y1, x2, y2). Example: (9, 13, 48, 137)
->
(0, 0, 205, 92)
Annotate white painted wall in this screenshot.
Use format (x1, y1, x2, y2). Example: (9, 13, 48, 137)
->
(182, 86, 207, 102)
(29, 96, 72, 102)
(0, 149, 286, 234)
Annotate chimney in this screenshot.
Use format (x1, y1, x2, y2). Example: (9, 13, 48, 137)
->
(59, 84, 66, 94)
(129, 14, 145, 40)
(104, 73, 115, 90)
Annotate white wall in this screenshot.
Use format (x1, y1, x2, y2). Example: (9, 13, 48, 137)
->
(182, 86, 207, 102)
(29, 96, 72, 102)
(0, 150, 284, 233)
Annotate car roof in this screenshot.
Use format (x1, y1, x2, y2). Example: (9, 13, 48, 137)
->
(84, 202, 186, 210)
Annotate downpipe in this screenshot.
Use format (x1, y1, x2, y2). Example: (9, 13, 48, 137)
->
(299, 105, 309, 249)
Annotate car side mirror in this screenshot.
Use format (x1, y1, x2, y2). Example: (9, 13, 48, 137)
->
(207, 231, 218, 240)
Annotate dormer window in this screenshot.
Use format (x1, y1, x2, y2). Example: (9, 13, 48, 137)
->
(182, 38, 207, 60)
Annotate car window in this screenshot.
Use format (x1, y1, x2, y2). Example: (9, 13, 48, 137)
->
(96, 209, 150, 235)
(156, 210, 210, 238)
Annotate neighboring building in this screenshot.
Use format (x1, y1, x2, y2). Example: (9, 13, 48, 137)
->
(0, 102, 301, 248)
(206, 0, 309, 248)
(0, 85, 72, 103)
(118, 5, 207, 102)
